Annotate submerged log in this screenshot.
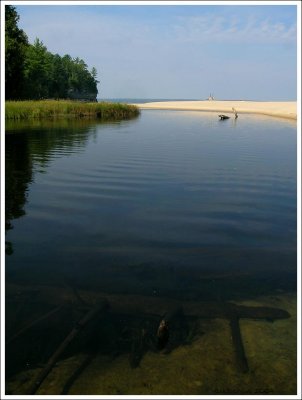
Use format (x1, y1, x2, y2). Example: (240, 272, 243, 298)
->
(129, 327, 149, 368)
(61, 352, 95, 395)
(7, 284, 289, 322)
(27, 300, 109, 395)
(7, 285, 290, 375)
(6, 305, 63, 346)
(102, 295, 289, 373)
(229, 317, 248, 373)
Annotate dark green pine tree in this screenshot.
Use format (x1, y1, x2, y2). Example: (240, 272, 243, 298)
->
(23, 38, 53, 99)
(5, 5, 99, 100)
(5, 5, 29, 99)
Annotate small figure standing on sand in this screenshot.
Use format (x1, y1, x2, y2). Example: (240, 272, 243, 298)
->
(232, 107, 238, 119)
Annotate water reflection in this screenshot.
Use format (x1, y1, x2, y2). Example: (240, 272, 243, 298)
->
(5, 119, 127, 246)
(5, 135, 33, 255)
(5, 113, 297, 299)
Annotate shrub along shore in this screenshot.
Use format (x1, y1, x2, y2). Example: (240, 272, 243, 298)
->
(5, 100, 140, 121)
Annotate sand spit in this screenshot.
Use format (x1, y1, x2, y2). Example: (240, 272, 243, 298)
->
(132, 100, 297, 120)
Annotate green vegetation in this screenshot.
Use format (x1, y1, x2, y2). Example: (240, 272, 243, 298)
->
(5, 100, 140, 120)
(5, 7, 139, 122)
(5, 5, 28, 99)
(5, 6, 98, 101)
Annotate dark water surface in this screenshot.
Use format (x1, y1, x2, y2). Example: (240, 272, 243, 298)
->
(5, 111, 297, 394)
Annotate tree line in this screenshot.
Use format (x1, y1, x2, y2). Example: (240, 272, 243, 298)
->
(5, 5, 99, 101)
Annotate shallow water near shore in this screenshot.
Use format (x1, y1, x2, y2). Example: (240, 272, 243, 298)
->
(5, 110, 297, 394)
(6, 293, 297, 395)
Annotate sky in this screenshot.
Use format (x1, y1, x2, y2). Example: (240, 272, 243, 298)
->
(15, 2, 298, 101)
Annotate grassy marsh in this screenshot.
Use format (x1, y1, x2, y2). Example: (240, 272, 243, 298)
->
(5, 100, 140, 121)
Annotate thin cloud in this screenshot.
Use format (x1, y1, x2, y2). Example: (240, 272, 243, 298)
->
(19, 7, 297, 57)
(172, 14, 297, 44)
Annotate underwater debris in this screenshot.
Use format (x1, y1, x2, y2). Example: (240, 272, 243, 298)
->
(27, 300, 109, 395)
(6, 284, 291, 390)
(157, 319, 169, 351)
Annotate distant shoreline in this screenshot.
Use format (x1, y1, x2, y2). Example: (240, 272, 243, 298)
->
(131, 100, 297, 120)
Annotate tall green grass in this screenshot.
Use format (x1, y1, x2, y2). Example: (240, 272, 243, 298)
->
(5, 100, 140, 120)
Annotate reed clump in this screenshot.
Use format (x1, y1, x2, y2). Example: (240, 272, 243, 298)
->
(5, 100, 140, 120)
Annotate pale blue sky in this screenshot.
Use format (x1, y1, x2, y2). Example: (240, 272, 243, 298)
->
(16, 4, 297, 100)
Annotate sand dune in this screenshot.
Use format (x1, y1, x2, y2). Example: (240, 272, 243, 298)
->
(132, 100, 297, 120)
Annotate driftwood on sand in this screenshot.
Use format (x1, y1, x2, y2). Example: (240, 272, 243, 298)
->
(219, 108, 238, 120)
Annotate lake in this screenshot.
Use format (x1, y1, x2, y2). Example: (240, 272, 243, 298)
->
(5, 110, 297, 395)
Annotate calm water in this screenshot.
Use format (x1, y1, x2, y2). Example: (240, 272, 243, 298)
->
(5, 111, 297, 394)
(99, 98, 199, 103)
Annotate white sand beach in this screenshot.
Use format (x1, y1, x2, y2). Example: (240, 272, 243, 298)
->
(132, 100, 297, 120)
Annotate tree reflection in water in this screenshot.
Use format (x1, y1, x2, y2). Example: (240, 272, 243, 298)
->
(5, 119, 119, 254)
